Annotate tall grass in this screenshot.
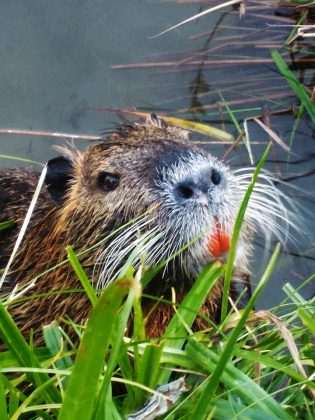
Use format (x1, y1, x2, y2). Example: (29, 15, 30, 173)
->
(0, 147, 314, 418)
(0, 233, 314, 418)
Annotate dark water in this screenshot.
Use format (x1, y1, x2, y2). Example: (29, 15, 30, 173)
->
(0, 1, 314, 308)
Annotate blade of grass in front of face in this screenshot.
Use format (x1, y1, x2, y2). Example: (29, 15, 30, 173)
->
(220, 142, 271, 323)
(0, 164, 47, 290)
(271, 50, 315, 125)
(4, 209, 157, 305)
(43, 321, 73, 370)
(0, 221, 13, 231)
(58, 277, 135, 420)
(114, 289, 145, 405)
(132, 290, 146, 341)
(66, 245, 98, 307)
(43, 321, 72, 393)
(190, 244, 292, 419)
(141, 234, 203, 288)
(93, 267, 139, 417)
(0, 300, 61, 404)
(158, 261, 224, 385)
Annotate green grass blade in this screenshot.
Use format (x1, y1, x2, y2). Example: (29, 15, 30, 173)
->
(66, 246, 98, 308)
(0, 221, 13, 231)
(220, 143, 271, 323)
(43, 321, 73, 370)
(163, 261, 223, 341)
(97, 387, 121, 420)
(287, 104, 304, 166)
(271, 50, 315, 125)
(218, 91, 242, 135)
(133, 341, 165, 406)
(190, 243, 284, 418)
(0, 154, 42, 165)
(0, 300, 61, 404)
(234, 349, 314, 388)
(93, 269, 139, 417)
(0, 374, 8, 420)
(186, 340, 292, 419)
(58, 277, 135, 420)
(10, 376, 59, 420)
(297, 308, 315, 336)
(158, 261, 224, 384)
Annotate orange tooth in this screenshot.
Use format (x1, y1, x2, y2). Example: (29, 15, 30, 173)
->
(209, 221, 230, 257)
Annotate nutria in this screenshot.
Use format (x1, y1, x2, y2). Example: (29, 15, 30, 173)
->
(0, 116, 290, 343)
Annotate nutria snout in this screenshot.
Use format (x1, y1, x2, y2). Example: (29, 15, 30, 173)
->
(0, 116, 291, 342)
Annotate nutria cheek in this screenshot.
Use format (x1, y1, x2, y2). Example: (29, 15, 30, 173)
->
(208, 222, 230, 257)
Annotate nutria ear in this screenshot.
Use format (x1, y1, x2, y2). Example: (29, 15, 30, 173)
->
(45, 156, 73, 204)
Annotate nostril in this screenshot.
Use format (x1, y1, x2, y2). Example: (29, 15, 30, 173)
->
(211, 169, 221, 185)
(176, 184, 195, 200)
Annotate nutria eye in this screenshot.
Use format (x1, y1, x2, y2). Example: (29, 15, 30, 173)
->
(211, 169, 221, 185)
(98, 172, 120, 191)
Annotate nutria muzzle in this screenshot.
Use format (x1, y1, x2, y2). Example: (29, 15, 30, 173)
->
(0, 117, 293, 342)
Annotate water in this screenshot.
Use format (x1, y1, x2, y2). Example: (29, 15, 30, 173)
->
(0, 1, 314, 308)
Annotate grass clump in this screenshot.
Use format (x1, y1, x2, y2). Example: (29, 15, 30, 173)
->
(0, 147, 314, 418)
(0, 240, 314, 418)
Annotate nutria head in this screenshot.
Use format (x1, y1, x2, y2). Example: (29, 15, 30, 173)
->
(2, 116, 293, 340)
(45, 122, 251, 293)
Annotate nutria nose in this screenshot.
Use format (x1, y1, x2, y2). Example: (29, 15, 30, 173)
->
(174, 168, 222, 204)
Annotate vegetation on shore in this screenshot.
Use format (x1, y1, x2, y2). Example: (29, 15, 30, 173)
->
(0, 1, 314, 418)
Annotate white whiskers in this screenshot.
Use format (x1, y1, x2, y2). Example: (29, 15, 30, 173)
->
(233, 167, 300, 247)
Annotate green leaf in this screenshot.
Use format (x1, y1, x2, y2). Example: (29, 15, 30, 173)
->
(297, 308, 315, 337)
(134, 341, 165, 406)
(221, 143, 271, 322)
(43, 321, 73, 371)
(66, 245, 98, 308)
(0, 221, 13, 231)
(186, 339, 293, 419)
(0, 374, 8, 420)
(271, 50, 315, 125)
(190, 244, 288, 418)
(158, 261, 224, 384)
(213, 398, 281, 420)
(93, 270, 139, 417)
(234, 349, 315, 389)
(58, 277, 135, 420)
(0, 299, 61, 404)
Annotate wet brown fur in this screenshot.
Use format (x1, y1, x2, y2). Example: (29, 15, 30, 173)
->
(0, 125, 251, 344)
